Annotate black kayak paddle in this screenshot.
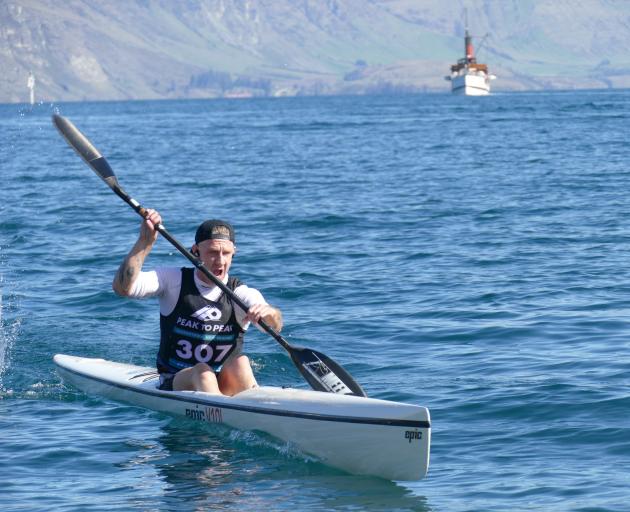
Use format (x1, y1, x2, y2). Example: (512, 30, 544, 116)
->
(52, 114, 367, 397)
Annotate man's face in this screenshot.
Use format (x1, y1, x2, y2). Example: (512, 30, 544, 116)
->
(195, 239, 235, 281)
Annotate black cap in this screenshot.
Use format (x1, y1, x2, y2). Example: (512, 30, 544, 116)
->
(195, 219, 235, 244)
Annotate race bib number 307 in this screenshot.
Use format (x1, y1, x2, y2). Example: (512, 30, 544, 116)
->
(176, 340, 233, 364)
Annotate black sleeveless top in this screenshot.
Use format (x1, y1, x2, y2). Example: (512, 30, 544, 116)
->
(156, 268, 245, 374)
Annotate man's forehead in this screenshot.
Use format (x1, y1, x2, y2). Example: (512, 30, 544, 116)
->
(200, 239, 235, 250)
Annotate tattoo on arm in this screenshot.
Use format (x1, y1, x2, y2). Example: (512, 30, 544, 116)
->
(115, 253, 142, 294)
(113, 232, 155, 296)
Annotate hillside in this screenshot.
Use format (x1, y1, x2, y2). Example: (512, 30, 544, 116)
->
(2, 0, 630, 103)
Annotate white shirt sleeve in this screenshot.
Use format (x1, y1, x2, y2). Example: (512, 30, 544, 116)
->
(233, 283, 267, 330)
(127, 271, 160, 298)
(127, 267, 183, 316)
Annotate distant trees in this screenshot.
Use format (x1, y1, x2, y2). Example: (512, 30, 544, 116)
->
(188, 69, 272, 96)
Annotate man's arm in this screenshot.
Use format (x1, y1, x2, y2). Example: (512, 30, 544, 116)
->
(112, 209, 161, 297)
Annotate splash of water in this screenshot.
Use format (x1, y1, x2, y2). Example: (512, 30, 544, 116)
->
(0, 276, 20, 389)
(227, 429, 318, 463)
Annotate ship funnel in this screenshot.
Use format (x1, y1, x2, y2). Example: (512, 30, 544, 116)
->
(465, 30, 474, 61)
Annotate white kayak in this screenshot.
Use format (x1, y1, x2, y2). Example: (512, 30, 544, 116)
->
(54, 354, 431, 480)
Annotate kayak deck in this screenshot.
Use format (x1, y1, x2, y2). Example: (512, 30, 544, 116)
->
(54, 354, 431, 480)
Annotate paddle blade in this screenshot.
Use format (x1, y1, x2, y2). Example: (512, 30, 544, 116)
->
(290, 347, 367, 397)
(52, 114, 119, 189)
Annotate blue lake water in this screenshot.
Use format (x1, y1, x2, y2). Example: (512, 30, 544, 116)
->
(1, 91, 630, 511)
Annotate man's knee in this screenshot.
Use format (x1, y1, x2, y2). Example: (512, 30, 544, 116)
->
(219, 355, 256, 393)
(224, 354, 250, 369)
(232, 355, 250, 369)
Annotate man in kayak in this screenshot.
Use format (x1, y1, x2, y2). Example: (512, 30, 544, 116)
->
(112, 209, 283, 396)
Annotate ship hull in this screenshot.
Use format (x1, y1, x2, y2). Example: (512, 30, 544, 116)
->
(451, 73, 490, 96)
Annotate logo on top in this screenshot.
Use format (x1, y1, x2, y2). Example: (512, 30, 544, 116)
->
(212, 225, 231, 239)
(191, 306, 221, 322)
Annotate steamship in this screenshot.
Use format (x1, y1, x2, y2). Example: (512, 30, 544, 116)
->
(445, 28, 496, 95)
